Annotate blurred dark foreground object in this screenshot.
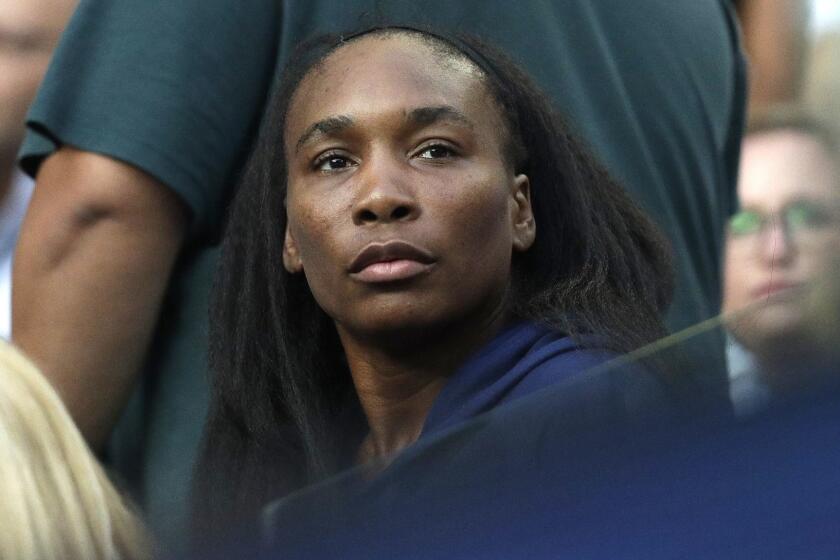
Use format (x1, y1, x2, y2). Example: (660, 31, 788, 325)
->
(246, 362, 840, 560)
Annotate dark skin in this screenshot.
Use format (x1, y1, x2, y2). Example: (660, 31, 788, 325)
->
(282, 34, 536, 461)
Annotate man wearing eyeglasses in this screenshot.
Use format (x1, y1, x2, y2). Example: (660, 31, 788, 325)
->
(724, 107, 840, 413)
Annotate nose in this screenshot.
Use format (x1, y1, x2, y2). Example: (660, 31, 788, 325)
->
(352, 154, 420, 226)
(758, 218, 795, 265)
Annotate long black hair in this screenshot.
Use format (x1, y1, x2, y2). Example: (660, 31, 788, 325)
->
(193, 26, 674, 538)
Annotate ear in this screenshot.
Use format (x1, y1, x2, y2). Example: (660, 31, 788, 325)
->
(283, 224, 304, 273)
(510, 174, 536, 252)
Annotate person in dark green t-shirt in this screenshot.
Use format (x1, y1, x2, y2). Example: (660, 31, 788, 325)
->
(14, 0, 745, 550)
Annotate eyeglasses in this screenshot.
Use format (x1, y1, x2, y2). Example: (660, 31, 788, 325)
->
(729, 201, 839, 240)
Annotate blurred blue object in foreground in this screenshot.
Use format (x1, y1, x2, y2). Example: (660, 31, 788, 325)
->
(258, 364, 840, 559)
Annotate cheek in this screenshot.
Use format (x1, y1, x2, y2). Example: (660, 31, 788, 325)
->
(723, 247, 752, 312)
(287, 184, 348, 255)
(286, 197, 346, 291)
(801, 249, 838, 286)
(443, 176, 514, 274)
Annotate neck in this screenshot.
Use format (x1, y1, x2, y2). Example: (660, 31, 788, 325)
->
(339, 308, 509, 463)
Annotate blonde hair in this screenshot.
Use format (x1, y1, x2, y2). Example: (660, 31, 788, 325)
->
(0, 341, 152, 560)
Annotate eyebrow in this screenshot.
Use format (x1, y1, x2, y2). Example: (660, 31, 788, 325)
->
(295, 115, 354, 154)
(294, 105, 474, 154)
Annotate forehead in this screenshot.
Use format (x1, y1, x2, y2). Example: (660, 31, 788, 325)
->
(285, 33, 496, 138)
(738, 129, 840, 208)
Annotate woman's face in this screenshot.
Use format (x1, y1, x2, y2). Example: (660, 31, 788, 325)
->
(724, 129, 840, 349)
(282, 33, 535, 338)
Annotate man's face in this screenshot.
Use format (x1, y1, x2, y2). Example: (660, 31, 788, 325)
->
(0, 0, 75, 168)
(724, 128, 840, 352)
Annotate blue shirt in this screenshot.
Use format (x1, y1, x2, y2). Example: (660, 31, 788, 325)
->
(259, 372, 840, 560)
(423, 322, 617, 437)
(255, 323, 676, 560)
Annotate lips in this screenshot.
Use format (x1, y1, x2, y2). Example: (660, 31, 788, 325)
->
(750, 280, 804, 300)
(349, 240, 436, 283)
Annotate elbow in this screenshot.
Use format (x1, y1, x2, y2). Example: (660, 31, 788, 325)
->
(18, 147, 188, 268)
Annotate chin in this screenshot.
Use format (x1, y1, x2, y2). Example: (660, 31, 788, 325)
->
(329, 281, 509, 344)
(357, 308, 453, 334)
(737, 290, 806, 325)
(758, 303, 805, 329)
(333, 293, 427, 322)
(342, 298, 492, 345)
(732, 306, 808, 353)
(343, 318, 446, 350)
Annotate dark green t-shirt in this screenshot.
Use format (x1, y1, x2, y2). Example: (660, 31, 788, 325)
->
(21, 0, 745, 549)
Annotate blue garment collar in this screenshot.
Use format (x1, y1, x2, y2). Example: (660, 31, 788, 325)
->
(422, 321, 571, 436)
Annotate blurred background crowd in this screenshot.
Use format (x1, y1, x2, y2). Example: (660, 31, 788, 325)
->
(1, 1, 839, 558)
(726, 0, 840, 414)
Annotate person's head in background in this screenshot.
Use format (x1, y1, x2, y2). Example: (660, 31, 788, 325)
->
(0, 340, 152, 560)
(724, 106, 840, 390)
(0, 0, 76, 195)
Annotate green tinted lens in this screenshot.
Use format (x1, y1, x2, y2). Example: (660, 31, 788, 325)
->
(785, 202, 827, 232)
(730, 211, 762, 236)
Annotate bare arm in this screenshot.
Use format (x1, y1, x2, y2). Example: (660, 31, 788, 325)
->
(13, 147, 187, 449)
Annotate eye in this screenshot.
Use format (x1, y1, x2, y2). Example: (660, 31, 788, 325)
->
(313, 152, 357, 173)
(416, 143, 457, 160)
(729, 210, 763, 237)
(785, 202, 831, 231)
